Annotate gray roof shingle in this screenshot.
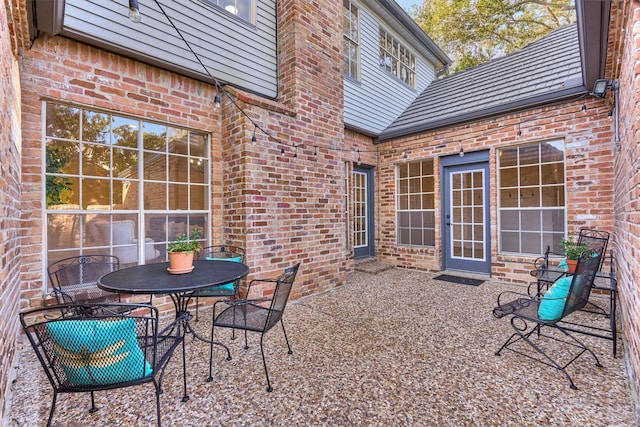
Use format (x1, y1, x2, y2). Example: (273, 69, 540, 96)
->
(378, 24, 584, 141)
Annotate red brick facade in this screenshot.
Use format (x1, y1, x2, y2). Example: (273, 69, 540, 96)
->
(374, 98, 616, 283)
(13, 0, 350, 312)
(606, 0, 640, 398)
(0, 0, 28, 417)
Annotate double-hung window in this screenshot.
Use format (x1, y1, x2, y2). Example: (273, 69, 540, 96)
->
(379, 29, 416, 87)
(343, 0, 360, 80)
(397, 160, 435, 246)
(498, 141, 565, 255)
(44, 103, 209, 267)
(200, 0, 254, 24)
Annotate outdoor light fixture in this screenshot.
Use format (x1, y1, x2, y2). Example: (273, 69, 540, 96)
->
(591, 79, 620, 143)
(128, 0, 142, 23)
(592, 79, 610, 97)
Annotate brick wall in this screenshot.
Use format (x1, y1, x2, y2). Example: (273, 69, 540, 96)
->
(608, 0, 640, 401)
(218, 0, 349, 298)
(0, 0, 27, 420)
(17, 0, 350, 317)
(18, 34, 221, 316)
(374, 98, 616, 283)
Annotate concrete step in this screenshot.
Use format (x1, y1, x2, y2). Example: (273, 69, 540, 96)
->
(355, 258, 395, 274)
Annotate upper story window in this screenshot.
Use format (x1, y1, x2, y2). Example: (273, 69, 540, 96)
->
(498, 141, 565, 255)
(343, 0, 360, 80)
(379, 29, 416, 88)
(45, 103, 209, 270)
(396, 159, 435, 246)
(201, 0, 254, 24)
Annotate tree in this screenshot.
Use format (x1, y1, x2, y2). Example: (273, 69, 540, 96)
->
(413, 0, 575, 74)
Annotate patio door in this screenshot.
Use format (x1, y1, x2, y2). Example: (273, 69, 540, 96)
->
(441, 151, 491, 274)
(353, 166, 374, 259)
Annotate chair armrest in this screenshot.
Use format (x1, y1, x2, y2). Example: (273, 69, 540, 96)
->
(215, 297, 272, 308)
(493, 290, 540, 319)
(50, 288, 74, 304)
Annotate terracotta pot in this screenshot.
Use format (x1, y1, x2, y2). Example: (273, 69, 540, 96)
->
(168, 251, 195, 274)
(566, 259, 578, 273)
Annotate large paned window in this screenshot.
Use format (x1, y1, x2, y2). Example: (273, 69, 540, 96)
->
(379, 29, 416, 88)
(498, 141, 565, 255)
(45, 103, 209, 267)
(397, 160, 435, 246)
(343, 0, 360, 80)
(200, 0, 254, 24)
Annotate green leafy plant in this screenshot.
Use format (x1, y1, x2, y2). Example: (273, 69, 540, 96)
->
(167, 227, 202, 253)
(560, 237, 590, 260)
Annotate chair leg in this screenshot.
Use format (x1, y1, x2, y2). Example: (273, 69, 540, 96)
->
(496, 319, 600, 390)
(194, 297, 200, 321)
(259, 334, 273, 392)
(89, 391, 98, 413)
(280, 319, 293, 355)
(153, 380, 163, 427)
(46, 391, 58, 427)
(611, 289, 617, 357)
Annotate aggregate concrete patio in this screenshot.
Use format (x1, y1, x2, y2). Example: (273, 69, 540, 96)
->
(4, 265, 638, 426)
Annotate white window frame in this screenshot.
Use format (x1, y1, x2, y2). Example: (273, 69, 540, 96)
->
(343, 0, 360, 80)
(379, 28, 416, 88)
(396, 159, 435, 247)
(497, 140, 566, 255)
(43, 102, 210, 276)
(200, 0, 255, 24)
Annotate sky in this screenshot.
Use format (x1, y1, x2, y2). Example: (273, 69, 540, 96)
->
(395, 0, 422, 12)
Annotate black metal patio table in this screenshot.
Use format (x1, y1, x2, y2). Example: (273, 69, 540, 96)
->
(98, 259, 249, 401)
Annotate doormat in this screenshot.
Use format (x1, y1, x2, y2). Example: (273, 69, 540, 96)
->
(433, 274, 484, 286)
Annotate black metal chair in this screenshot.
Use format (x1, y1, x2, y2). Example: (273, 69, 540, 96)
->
(530, 229, 609, 284)
(493, 247, 604, 389)
(527, 229, 618, 354)
(209, 262, 300, 391)
(192, 245, 246, 321)
(47, 255, 121, 305)
(19, 302, 184, 427)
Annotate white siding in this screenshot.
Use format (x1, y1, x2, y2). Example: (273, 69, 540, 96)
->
(344, 3, 437, 135)
(63, 0, 277, 98)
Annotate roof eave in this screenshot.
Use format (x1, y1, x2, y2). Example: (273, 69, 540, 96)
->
(375, 87, 588, 143)
(575, 0, 611, 89)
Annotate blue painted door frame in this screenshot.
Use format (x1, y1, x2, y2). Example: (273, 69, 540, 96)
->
(440, 151, 491, 275)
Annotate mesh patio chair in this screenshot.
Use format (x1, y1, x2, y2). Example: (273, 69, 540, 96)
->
(47, 255, 121, 305)
(530, 229, 609, 283)
(528, 230, 618, 356)
(493, 247, 604, 389)
(19, 302, 184, 427)
(209, 262, 300, 391)
(192, 245, 246, 321)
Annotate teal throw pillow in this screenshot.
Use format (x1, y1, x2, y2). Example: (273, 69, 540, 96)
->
(537, 276, 573, 321)
(46, 318, 152, 385)
(205, 255, 242, 291)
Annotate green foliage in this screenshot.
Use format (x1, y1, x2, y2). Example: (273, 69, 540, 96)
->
(167, 227, 202, 253)
(45, 147, 72, 206)
(560, 237, 590, 260)
(413, 0, 575, 74)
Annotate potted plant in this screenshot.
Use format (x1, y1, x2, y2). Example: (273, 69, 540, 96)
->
(560, 237, 590, 273)
(167, 227, 202, 274)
